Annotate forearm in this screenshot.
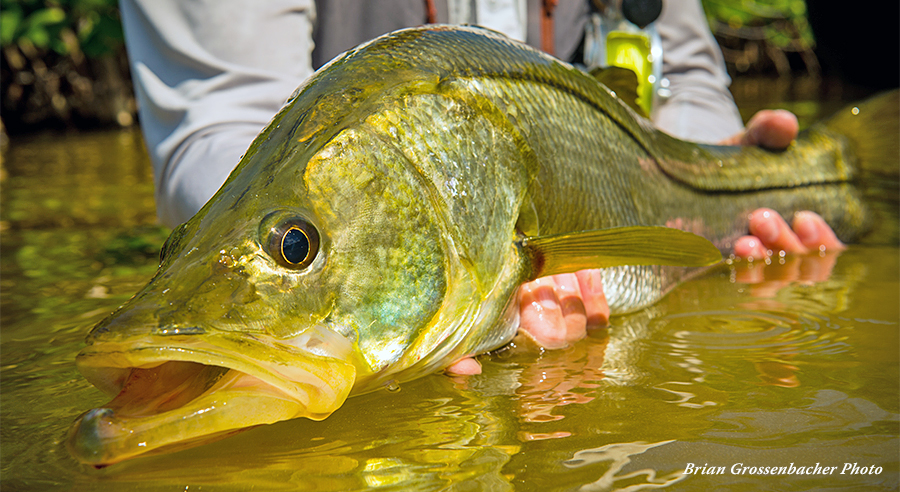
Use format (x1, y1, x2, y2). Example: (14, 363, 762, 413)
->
(653, 0, 743, 143)
(120, 0, 316, 227)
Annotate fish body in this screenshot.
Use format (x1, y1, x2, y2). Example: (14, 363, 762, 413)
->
(68, 26, 893, 465)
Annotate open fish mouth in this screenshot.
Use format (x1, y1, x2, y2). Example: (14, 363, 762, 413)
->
(67, 331, 357, 466)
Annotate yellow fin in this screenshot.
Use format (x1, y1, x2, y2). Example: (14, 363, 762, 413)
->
(520, 226, 722, 280)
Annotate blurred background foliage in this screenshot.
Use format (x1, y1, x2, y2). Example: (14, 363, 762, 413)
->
(0, 0, 896, 135)
(1, 0, 133, 135)
(1, 0, 122, 57)
(700, 0, 818, 76)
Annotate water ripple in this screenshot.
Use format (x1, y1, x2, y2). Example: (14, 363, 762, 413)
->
(653, 309, 853, 358)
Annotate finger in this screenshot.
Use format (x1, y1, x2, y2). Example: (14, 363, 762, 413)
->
(748, 208, 809, 255)
(551, 273, 588, 343)
(791, 211, 845, 253)
(718, 110, 799, 150)
(517, 277, 569, 349)
(574, 270, 610, 327)
(734, 235, 770, 260)
(445, 357, 482, 375)
(744, 109, 799, 150)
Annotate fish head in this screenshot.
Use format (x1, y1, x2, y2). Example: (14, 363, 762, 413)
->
(66, 99, 475, 466)
(68, 26, 537, 466)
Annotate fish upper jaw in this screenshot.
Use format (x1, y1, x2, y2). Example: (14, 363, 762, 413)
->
(68, 329, 357, 466)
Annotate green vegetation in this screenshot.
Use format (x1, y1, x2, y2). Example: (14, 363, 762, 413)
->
(1, 0, 133, 133)
(700, 0, 817, 75)
(1, 0, 123, 57)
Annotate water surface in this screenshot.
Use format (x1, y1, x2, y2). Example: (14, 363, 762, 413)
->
(1, 115, 898, 491)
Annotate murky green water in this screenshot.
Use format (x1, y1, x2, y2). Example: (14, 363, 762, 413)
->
(2, 105, 898, 491)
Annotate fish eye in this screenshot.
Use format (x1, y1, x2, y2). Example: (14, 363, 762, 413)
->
(266, 218, 320, 270)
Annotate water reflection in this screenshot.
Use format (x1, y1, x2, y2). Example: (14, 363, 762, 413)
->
(64, 375, 519, 491)
(563, 440, 687, 491)
(515, 333, 608, 428)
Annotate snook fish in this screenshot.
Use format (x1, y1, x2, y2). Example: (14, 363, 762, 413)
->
(68, 26, 897, 466)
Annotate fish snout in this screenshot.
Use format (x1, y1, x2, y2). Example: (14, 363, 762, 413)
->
(67, 408, 118, 467)
(69, 333, 358, 465)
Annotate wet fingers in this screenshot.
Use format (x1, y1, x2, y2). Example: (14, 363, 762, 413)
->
(575, 270, 610, 327)
(792, 211, 845, 253)
(445, 357, 482, 375)
(517, 278, 570, 349)
(517, 273, 592, 350)
(748, 208, 809, 255)
(551, 274, 588, 343)
(733, 236, 770, 260)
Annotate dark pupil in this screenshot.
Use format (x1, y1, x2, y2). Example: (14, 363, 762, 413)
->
(282, 228, 310, 264)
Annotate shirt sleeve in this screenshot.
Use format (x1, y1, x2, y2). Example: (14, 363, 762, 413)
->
(652, 0, 744, 143)
(119, 0, 316, 227)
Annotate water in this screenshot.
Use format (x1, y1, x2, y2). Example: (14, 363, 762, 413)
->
(2, 113, 898, 490)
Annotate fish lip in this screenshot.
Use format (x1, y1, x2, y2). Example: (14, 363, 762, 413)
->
(70, 331, 357, 465)
(66, 366, 255, 467)
(76, 330, 356, 408)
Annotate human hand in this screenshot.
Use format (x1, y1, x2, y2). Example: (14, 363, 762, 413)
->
(723, 110, 844, 259)
(445, 271, 610, 375)
(734, 208, 845, 259)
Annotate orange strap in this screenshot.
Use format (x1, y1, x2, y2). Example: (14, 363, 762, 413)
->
(541, 0, 558, 55)
(425, 0, 437, 23)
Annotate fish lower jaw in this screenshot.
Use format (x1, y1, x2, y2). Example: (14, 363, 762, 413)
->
(66, 361, 308, 467)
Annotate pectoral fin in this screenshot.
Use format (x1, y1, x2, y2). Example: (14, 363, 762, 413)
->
(520, 226, 722, 280)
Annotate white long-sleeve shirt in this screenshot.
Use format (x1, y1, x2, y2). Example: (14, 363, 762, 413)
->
(120, 0, 743, 227)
